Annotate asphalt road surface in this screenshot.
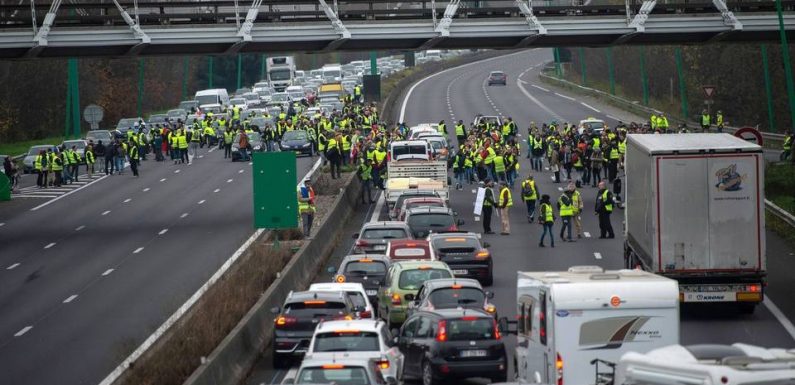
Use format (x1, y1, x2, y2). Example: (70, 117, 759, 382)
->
(0, 147, 317, 385)
(246, 48, 795, 385)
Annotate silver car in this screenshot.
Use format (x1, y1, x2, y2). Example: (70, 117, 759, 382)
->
(22, 144, 57, 173)
(353, 221, 413, 254)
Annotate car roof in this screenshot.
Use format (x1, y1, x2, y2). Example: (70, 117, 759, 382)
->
(422, 278, 482, 291)
(389, 239, 429, 247)
(340, 254, 391, 264)
(428, 232, 479, 241)
(309, 282, 366, 292)
(406, 206, 453, 215)
(393, 260, 449, 270)
(490, 71, 505, 74)
(314, 319, 384, 333)
(417, 308, 493, 319)
(286, 290, 347, 303)
(403, 197, 445, 204)
(361, 221, 410, 229)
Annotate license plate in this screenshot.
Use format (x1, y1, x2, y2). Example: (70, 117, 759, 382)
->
(366, 290, 377, 296)
(460, 349, 487, 357)
(683, 292, 736, 302)
(452, 269, 468, 275)
(373, 245, 386, 251)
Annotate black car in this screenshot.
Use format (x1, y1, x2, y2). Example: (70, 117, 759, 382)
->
(487, 71, 507, 86)
(280, 129, 313, 156)
(407, 278, 496, 320)
(404, 207, 461, 239)
(428, 232, 493, 286)
(270, 291, 356, 368)
(334, 254, 391, 309)
(231, 132, 263, 162)
(397, 309, 507, 385)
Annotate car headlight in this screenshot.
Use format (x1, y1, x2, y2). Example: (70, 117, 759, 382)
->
(302, 143, 311, 147)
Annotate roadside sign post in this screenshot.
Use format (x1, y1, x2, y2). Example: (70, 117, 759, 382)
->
(83, 104, 104, 130)
(252, 152, 298, 229)
(702, 85, 716, 115)
(734, 126, 764, 147)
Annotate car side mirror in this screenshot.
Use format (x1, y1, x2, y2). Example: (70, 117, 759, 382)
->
(457, 219, 465, 226)
(354, 305, 365, 312)
(386, 376, 398, 385)
(486, 291, 495, 299)
(326, 266, 336, 274)
(498, 316, 518, 335)
(270, 306, 280, 314)
(352, 232, 360, 239)
(393, 336, 400, 346)
(404, 293, 415, 302)
(483, 242, 491, 248)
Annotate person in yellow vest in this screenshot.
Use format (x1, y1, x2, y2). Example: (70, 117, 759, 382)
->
(566, 182, 584, 239)
(607, 139, 620, 183)
(341, 132, 352, 166)
(497, 181, 512, 235)
(782, 131, 793, 161)
(701, 110, 711, 132)
(438, 120, 447, 135)
(35, 149, 47, 188)
(189, 127, 201, 160)
(223, 128, 235, 159)
(455, 120, 467, 144)
(353, 85, 362, 103)
(356, 158, 375, 204)
(521, 175, 538, 222)
(716, 110, 724, 132)
(373, 146, 387, 189)
(69, 145, 81, 183)
(657, 113, 669, 133)
(558, 189, 574, 242)
(51, 150, 64, 187)
(595, 181, 615, 239)
(178, 129, 189, 164)
(298, 180, 316, 238)
(84, 142, 95, 179)
(538, 194, 555, 247)
(128, 139, 140, 177)
(650, 113, 658, 131)
(326, 133, 342, 179)
(493, 150, 507, 183)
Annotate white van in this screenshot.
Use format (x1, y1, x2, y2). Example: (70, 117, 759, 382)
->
(322, 64, 343, 82)
(615, 343, 795, 385)
(511, 266, 679, 385)
(194, 89, 230, 110)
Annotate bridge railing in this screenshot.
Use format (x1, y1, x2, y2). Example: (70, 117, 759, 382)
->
(1, 0, 792, 29)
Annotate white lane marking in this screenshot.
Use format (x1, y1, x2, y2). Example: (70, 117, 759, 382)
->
(268, 369, 285, 385)
(531, 84, 550, 92)
(75, 225, 85, 231)
(102, 269, 114, 276)
(158, 229, 168, 235)
(174, 169, 181, 174)
(399, 50, 530, 122)
(516, 75, 565, 121)
(102, 210, 111, 216)
(214, 188, 221, 193)
(545, 167, 550, 171)
(198, 200, 205, 205)
(63, 294, 78, 303)
(198, 155, 204, 159)
(30, 174, 109, 211)
(554, 92, 576, 101)
(0, 222, 5, 227)
(370, 193, 385, 223)
(187, 162, 193, 166)
(7, 263, 20, 270)
(248, 162, 253, 165)
(208, 147, 217, 153)
(14, 326, 32, 337)
(558, 187, 563, 191)
(594, 252, 603, 260)
(606, 114, 621, 121)
(580, 102, 601, 113)
(227, 179, 233, 183)
(123, 198, 132, 203)
(180, 213, 189, 218)
(133, 247, 144, 254)
(550, 175, 555, 181)
(584, 232, 591, 238)
(238, 169, 244, 174)
(44, 242, 56, 249)
(764, 295, 795, 341)
(143, 187, 150, 192)
(160, 178, 167, 182)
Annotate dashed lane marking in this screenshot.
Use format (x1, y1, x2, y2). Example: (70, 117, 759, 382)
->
(558, 187, 563, 191)
(0, 222, 4, 227)
(44, 242, 56, 249)
(584, 232, 591, 238)
(75, 225, 85, 231)
(606, 114, 621, 121)
(174, 169, 181, 174)
(102, 210, 111, 216)
(554, 92, 576, 101)
(531, 84, 550, 92)
(594, 252, 603, 260)
(213, 189, 220, 193)
(248, 162, 253, 165)
(227, 179, 233, 183)
(143, 188, 150, 192)
(198, 200, 205, 205)
(238, 169, 244, 174)
(133, 247, 144, 254)
(7, 263, 20, 270)
(123, 198, 131, 203)
(580, 102, 601, 113)
(180, 213, 189, 218)
(14, 326, 32, 337)
(102, 269, 114, 276)
(158, 229, 168, 235)
(516, 75, 564, 121)
(160, 178, 167, 182)
(63, 295, 78, 303)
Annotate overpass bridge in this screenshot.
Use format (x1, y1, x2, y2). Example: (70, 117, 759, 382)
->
(0, 0, 793, 58)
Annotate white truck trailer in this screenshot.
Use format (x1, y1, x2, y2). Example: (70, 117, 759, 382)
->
(624, 134, 766, 313)
(267, 56, 296, 92)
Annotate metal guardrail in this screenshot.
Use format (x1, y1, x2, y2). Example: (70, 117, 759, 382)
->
(766, 199, 795, 228)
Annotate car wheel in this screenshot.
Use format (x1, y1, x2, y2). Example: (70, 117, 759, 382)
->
(272, 352, 291, 369)
(492, 370, 507, 383)
(483, 271, 494, 287)
(422, 360, 435, 385)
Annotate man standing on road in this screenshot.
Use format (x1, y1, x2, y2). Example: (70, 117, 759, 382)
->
(104, 141, 115, 175)
(521, 174, 538, 222)
(35, 149, 46, 188)
(357, 158, 374, 204)
(128, 139, 140, 177)
(84, 142, 95, 179)
(595, 181, 615, 239)
(455, 120, 467, 145)
(298, 180, 316, 238)
(189, 126, 201, 160)
(568, 182, 584, 238)
(558, 189, 574, 242)
(224, 128, 234, 159)
(237, 128, 250, 162)
(538, 194, 555, 248)
(481, 179, 495, 235)
(701, 110, 711, 132)
(497, 181, 512, 235)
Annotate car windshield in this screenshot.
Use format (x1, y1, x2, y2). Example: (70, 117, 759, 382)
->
(346, 291, 367, 308)
(428, 140, 445, 150)
(283, 131, 308, 141)
(250, 118, 268, 128)
(429, 288, 485, 308)
(398, 269, 451, 290)
(408, 213, 454, 228)
(179, 101, 197, 110)
(344, 261, 387, 275)
(63, 141, 85, 149)
(243, 94, 259, 101)
(284, 301, 348, 318)
(230, 98, 246, 105)
(28, 146, 50, 155)
(392, 145, 427, 158)
(269, 69, 292, 81)
(195, 95, 219, 106)
(271, 93, 288, 102)
(117, 118, 138, 128)
(313, 331, 380, 352)
(392, 247, 429, 259)
(447, 318, 494, 341)
(406, 201, 444, 212)
(86, 131, 109, 139)
(583, 121, 605, 130)
(296, 367, 369, 385)
(362, 228, 408, 240)
(168, 109, 186, 117)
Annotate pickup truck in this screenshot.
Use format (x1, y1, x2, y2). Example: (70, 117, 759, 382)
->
(385, 141, 449, 210)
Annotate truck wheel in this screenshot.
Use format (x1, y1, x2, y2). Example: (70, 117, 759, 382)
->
(738, 303, 757, 315)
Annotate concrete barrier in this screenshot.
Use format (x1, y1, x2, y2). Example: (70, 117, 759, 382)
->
(182, 173, 362, 385)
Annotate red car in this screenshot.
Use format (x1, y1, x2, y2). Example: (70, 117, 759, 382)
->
(386, 240, 436, 261)
(398, 197, 447, 221)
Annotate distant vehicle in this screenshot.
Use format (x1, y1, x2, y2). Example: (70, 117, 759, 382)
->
(487, 71, 507, 86)
(428, 232, 493, 285)
(333, 254, 391, 306)
(423, 136, 450, 161)
(388, 140, 432, 162)
(292, 356, 395, 385)
(309, 69, 323, 80)
(408, 124, 439, 140)
(305, 319, 403, 382)
(308, 282, 375, 319)
(248, 117, 270, 130)
(116, 117, 143, 133)
(322, 64, 343, 82)
(353, 221, 413, 254)
(167, 109, 188, 123)
(406, 278, 496, 319)
(270, 92, 289, 105)
(390, 190, 442, 220)
(60, 139, 88, 163)
(404, 206, 460, 238)
(285, 85, 306, 101)
(397, 308, 507, 384)
(377, 260, 454, 329)
(22, 144, 57, 173)
(510, 266, 679, 385)
(147, 114, 169, 127)
(194, 88, 230, 110)
(231, 132, 263, 161)
(397, 197, 447, 222)
(279, 130, 313, 156)
(578, 118, 606, 135)
(386, 240, 435, 261)
(473, 115, 502, 128)
(271, 290, 357, 368)
(294, 70, 306, 82)
(85, 130, 113, 144)
(242, 92, 262, 108)
(424, 50, 442, 62)
(268, 56, 296, 92)
(229, 97, 248, 110)
(254, 88, 272, 102)
(614, 343, 795, 385)
(624, 134, 767, 313)
(178, 100, 199, 112)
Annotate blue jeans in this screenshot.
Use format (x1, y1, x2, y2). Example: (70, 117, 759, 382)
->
(540, 222, 554, 246)
(532, 155, 543, 171)
(465, 168, 473, 184)
(525, 199, 537, 220)
(507, 169, 516, 187)
(560, 216, 573, 240)
(114, 156, 124, 173)
(456, 170, 466, 186)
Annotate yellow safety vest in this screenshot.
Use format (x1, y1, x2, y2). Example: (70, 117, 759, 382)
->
(499, 187, 512, 207)
(455, 124, 465, 136)
(571, 190, 582, 214)
(618, 140, 626, 154)
(484, 147, 496, 165)
(601, 189, 613, 213)
(34, 154, 43, 171)
(521, 180, 537, 201)
(541, 202, 553, 223)
(493, 155, 506, 173)
(558, 195, 573, 217)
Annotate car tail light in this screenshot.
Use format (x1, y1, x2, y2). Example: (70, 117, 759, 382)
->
(435, 320, 447, 342)
(375, 360, 390, 370)
(323, 364, 345, 369)
(391, 293, 401, 305)
(355, 240, 369, 248)
(476, 250, 490, 259)
(274, 316, 297, 328)
(746, 284, 762, 292)
(447, 225, 458, 232)
(493, 318, 501, 340)
(461, 316, 478, 321)
(556, 353, 564, 385)
(358, 310, 372, 318)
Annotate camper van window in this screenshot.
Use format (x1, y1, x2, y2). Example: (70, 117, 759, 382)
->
(416, 317, 433, 338)
(539, 291, 548, 346)
(518, 296, 534, 338)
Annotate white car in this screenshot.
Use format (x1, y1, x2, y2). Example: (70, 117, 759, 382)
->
(305, 320, 404, 382)
(408, 124, 439, 140)
(308, 282, 375, 319)
(229, 97, 248, 110)
(578, 118, 606, 135)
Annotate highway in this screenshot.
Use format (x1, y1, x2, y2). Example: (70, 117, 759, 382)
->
(0, 148, 316, 385)
(246, 48, 795, 385)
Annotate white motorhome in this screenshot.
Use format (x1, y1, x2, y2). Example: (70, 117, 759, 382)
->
(267, 56, 296, 92)
(615, 343, 795, 385)
(194, 88, 230, 110)
(512, 266, 680, 385)
(322, 64, 343, 82)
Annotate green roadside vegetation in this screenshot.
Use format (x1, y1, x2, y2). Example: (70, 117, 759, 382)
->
(0, 135, 68, 157)
(766, 163, 795, 214)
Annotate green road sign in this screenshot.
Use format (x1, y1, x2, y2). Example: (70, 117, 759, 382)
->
(252, 152, 297, 229)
